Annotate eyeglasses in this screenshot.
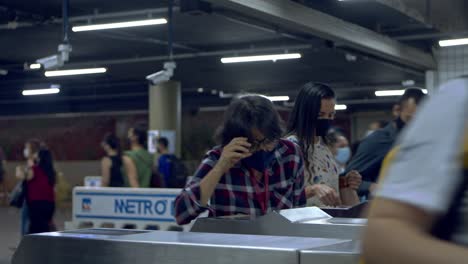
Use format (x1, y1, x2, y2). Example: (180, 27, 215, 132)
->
(250, 137, 278, 152)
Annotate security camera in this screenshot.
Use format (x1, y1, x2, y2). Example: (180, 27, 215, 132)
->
(146, 70, 172, 84)
(36, 54, 64, 70)
(146, 61, 176, 85)
(35, 43, 72, 70)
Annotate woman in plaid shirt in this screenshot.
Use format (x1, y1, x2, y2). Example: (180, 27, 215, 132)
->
(175, 95, 306, 225)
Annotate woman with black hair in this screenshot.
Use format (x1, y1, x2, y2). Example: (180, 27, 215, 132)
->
(175, 95, 306, 225)
(22, 143, 56, 234)
(101, 133, 124, 187)
(287, 82, 362, 207)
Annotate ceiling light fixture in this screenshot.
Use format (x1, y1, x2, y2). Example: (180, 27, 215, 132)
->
(72, 18, 167, 32)
(221, 53, 301, 64)
(439, 38, 468, 47)
(335, 104, 347, 110)
(29, 63, 42, 70)
(22, 85, 60, 96)
(45, 67, 107, 77)
(375, 89, 428, 97)
(264, 96, 290, 102)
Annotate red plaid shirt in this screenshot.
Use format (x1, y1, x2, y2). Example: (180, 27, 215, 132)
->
(175, 139, 306, 225)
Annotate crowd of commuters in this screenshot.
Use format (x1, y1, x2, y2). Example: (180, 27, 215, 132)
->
(8, 76, 467, 261)
(174, 82, 429, 224)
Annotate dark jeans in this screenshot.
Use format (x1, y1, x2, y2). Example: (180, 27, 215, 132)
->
(28, 200, 55, 234)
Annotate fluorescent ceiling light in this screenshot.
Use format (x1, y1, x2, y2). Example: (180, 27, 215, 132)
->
(335, 104, 347, 110)
(72, 18, 167, 32)
(265, 96, 290, 102)
(439, 38, 468, 47)
(23, 87, 60, 96)
(45, 67, 107, 77)
(221, 53, 301, 64)
(29, 63, 41, 69)
(375, 89, 428, 97)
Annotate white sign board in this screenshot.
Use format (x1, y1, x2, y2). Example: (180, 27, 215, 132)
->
(72, 187, 188, 230)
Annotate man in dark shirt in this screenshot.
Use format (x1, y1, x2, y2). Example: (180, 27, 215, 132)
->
(344, 88, 427, 198)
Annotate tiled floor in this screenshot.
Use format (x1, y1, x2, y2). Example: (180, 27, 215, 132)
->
(0, 206, 71, 264)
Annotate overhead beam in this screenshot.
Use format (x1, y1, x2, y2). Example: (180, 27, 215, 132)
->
(204, 0, 436, 70)
(373, 0, 429, 27)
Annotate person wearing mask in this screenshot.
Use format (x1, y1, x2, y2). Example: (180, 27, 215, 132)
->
(101, 133, 124, 187)
(362, 78, 468, 263)
(287, 82, 362, 207)
(327, 131, 352, 174)
(175, 95, 306, 225)
(15, 139, 41, 235)
(18, 143, 56, 234)
(344, 88, 426, 199)
(123, 123, 153, 188)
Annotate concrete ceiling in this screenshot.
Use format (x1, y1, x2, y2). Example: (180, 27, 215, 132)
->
(0, 0, 454, 116)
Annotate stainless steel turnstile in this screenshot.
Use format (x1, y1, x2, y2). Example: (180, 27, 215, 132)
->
(12, 229, 360, 264)
(191, 207, 367, 240)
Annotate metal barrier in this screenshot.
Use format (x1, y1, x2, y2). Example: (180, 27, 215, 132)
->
(66, 187, 200, 231)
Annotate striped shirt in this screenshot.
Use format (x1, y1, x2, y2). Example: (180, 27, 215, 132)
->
(174, 139, 306, 225)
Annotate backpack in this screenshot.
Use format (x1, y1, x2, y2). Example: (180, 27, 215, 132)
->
(166, 155, 188, 188)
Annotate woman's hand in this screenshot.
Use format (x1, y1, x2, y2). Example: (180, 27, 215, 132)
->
(307, 184, 341, 206)
(216, 137, 252, 173)
(345, 170, 362, 190)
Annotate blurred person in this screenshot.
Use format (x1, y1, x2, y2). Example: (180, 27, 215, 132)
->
(287, 82, 362, 207)
(392, 103, 400, 119)
(15, 139, 41, 235)
(365, 120, 388, 137)
(156, 137, 188, 188)
(100, 133, 124, 187)
(17, 142, 56, 234)
(362, 78, 468, 263)
(326, 131, 351, 174)
(345, 88, 426, 199)
(123, 123, 153, 188)
(175, 95, 306, 225)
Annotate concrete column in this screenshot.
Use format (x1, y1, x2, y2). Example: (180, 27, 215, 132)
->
(425, 70, 438, 94)
(149, 81, 182, 157)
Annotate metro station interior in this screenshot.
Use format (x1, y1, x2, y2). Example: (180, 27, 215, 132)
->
(1, 1, 468, 263)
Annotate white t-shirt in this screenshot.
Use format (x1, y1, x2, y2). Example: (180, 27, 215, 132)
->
(377, 78, 468, 245)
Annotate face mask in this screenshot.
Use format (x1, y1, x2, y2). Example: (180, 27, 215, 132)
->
(316, 119, 332, 137)
(23, 148, 30, 159)
(243, 150, 276, 172)
(395, 117, 406, 131)
(335, 147, 351, 165)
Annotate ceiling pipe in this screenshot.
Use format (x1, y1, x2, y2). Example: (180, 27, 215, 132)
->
(168, 0, 175, 60)
(59, 44, 314, 67)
